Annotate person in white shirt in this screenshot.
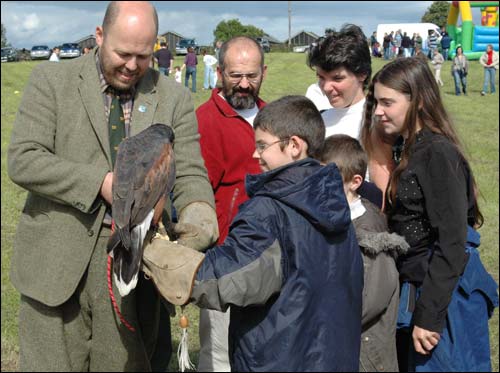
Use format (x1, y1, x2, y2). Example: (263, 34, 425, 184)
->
(305, 82, 333, 113)
(308, 24, 394, 209)
(202, 49, 218, 90)
(49, 47, 60, 62)
(431, 48, 445, 86)
(174, 66, 182, 84)
(308, 24, 370, 139)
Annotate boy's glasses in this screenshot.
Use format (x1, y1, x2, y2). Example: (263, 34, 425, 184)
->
(255, 138, 289, 155)
(224, 71, 261, 84)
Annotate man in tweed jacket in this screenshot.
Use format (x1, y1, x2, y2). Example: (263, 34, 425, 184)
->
(7, 1, 217, 371)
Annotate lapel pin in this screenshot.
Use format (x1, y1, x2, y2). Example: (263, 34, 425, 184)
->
(138, 105, 147, 113)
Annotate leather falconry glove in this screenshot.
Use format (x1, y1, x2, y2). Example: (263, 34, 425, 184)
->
(141, 225, 205, 306)
(174, 201, 219, 252)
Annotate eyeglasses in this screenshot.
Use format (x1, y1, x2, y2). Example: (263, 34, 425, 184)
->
(224, 71, 261, 84)
(255, 138, 289, 155)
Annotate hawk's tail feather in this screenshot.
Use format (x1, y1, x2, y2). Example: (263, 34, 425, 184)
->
(107, 230, 121, 254)
(118, 225, 132, 252)
(112, 248, 139, 297)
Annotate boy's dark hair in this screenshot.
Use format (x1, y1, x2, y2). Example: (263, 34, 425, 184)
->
(319, 134, 367, 182)
(254, 96, 325, 158)
(307, 24, 372, 90)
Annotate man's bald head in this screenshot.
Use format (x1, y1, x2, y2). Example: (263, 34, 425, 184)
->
(96, 1, 158, 91)
(102, 1, 158, 36)
(218, 36, 264, 71)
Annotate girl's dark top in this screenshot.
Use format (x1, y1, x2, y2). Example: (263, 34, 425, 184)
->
(387, 128, 477, 332)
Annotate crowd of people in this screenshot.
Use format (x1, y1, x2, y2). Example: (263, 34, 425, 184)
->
(6, 1, 499, 372)
(369, 27, 498, 97)
(370, 28, 447, 61)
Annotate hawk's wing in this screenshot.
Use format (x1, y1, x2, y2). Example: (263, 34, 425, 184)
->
(107, 123, 175, 297)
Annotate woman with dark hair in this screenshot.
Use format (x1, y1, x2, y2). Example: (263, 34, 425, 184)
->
(363, 57, 498, 372)
(308, 24, 388, 209)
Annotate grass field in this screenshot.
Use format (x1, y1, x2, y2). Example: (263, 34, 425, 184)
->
(1, 53, 498, 372)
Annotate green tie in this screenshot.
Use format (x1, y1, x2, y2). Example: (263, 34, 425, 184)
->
(109, 95, 126, 168)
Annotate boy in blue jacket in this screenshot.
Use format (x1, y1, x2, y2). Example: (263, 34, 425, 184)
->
(145, 95, 363, 372)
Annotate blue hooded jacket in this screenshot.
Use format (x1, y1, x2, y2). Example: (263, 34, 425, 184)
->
(191, 159, 363, 372)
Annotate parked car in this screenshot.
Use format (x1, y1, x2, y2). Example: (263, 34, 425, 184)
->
(293, 45, 310, 53)
(30, 45, 51, 60)
(175, 38, 200, 55)
(1, 47, 19, 62)
(256, 37, 271, 53)
(59, 43, 81, 59)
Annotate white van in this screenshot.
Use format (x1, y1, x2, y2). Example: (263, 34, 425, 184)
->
(376, 23, 441, 49)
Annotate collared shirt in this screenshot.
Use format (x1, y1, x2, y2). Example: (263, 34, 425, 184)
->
(95, 50, 136, 137)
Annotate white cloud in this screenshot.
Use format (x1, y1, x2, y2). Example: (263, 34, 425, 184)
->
(22, 13, 40, 31)
(1, 2, 102, 48)
(1, 1, 485, 49)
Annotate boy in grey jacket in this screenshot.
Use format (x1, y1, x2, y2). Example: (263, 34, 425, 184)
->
(320, 134, 409, 372)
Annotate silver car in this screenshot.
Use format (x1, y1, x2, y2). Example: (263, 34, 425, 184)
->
(30, 45, 51, 60)
(59, 43, 81, 59)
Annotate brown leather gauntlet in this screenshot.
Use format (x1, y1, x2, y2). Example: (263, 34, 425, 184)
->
(141, 227, 205, 306)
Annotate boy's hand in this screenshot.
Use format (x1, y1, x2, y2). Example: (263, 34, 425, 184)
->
(412, 325, 440, 355)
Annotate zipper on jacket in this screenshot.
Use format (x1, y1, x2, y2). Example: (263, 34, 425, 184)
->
(228, 187, 240, 218)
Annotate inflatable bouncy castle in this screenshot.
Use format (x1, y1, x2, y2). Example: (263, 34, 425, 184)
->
(447, 1, 499, 60)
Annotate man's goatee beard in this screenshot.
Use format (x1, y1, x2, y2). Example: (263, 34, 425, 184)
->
(227, 94, 257, 110)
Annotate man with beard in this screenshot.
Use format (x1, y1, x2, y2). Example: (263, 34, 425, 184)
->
(195, 36, 267, 372)
(7, 1, 217, 371)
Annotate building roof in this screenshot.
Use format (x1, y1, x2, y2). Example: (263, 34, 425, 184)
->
(263, 33, 282, 44)
(285, 30, 321, 43)
(159, 30, 185, 39)
(74, 35, 96, 43)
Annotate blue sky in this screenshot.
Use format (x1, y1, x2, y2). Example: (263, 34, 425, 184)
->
(1, 1, 479, 49)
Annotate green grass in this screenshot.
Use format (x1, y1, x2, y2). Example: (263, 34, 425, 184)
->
(2, 55, 498, 372)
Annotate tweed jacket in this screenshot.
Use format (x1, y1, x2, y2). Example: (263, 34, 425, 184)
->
(8, 49, 214, 307)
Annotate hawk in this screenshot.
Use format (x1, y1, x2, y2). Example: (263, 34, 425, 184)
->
(107, 123, 175, 297)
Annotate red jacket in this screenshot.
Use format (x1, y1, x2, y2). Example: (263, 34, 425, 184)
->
(196, 88, 264, 243)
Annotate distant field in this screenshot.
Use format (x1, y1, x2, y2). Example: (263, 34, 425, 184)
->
(1, 53, 498, 372)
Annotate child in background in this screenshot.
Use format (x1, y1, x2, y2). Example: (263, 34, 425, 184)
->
(319, 134, 408, 372)
(201, 49, 218, 90)
(174, 66, 182, 84)
(431, 48, 445, 87)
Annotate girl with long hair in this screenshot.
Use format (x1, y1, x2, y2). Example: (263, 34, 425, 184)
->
(362, 57, 498, 372)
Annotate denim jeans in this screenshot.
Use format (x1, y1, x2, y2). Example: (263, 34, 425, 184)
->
(204, 65, 215, 89)
(442, 48, 449, 61)
(482, 67, 496, 94)
(185, 66, 197, 92)
(453, 69, 467, 95)
(159, 67, 169, 76)
(384, 47, 391, 60)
